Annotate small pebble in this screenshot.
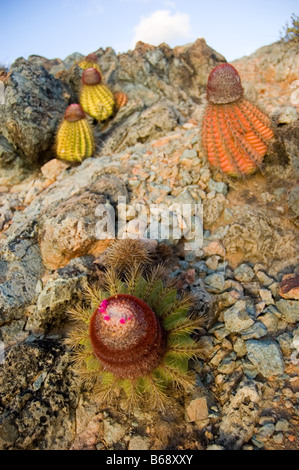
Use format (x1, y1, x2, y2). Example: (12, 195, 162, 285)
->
(234, 264, 255, 283)
(273, 433, 284, 444)
(206, 445, 225, 450)
(204, 272, 225, 291)
(205, 255, 219, 271)
(259, 288, 274, 304)
(180, 148, 198, 160)
(241, 321, 268, 340)
(217, 356, 236, 374)
(257, 423, 275, 439)
(275, 419, 289, 432)
(233, 337, 247, 357)
(208, 179, 228, 196)
(256, 271, 274, 287)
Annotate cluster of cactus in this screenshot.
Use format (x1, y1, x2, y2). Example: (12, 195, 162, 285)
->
(56, 50, 274, 176)
(56, 52, 128, 163)
(66, 239, 209, 411)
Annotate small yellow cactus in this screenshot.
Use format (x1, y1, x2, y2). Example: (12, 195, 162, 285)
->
(78, 52, 102, 74)
(80, 68, 115, 121)
(56, 104, 94, 162)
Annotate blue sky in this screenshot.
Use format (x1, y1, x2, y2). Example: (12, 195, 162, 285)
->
(0, 0, 297, 66)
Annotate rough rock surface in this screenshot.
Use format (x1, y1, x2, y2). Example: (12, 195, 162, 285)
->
(0, 59, 74, 165)
(0, 38, 299, 451)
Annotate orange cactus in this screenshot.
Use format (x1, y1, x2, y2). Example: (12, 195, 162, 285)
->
(201, 63, 274, 176)
(114, 91, 129, 110)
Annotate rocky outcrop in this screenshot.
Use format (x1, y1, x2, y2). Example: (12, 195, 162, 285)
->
(232, 40, 299, 114)
(0, 38, 299, 451)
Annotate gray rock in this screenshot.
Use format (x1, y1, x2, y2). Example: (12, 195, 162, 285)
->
(207, 179, 228, 196)
(103, 420, 127, 446)
(178, 260, 189, 269)
(185, 396, 209, 422)
(185, 251, 196, 262)
(293, 327, 299, 351)
(193, 261, 208, 275)
(275, 419, 289, 432)
(218, 380, 261, 450)
(202, 194, 225, 227)
(223, 206, 297, 271)
(259, 311, 279, 333)
(255, 270, 275, 286)
(224, 300, 255, 333)
(204, 272, 225, 292)
(246, 340, 285, 378)
(0, 319, 29, 348)
(63, 52, 84, 68)
(241, 321, 268, 340)
(38, 189, 110, 270)
(0, 234, 44, 324)
(173, 188, 197, 206)
(0, 59, 74, 164)
(259, 288, 274, 304)
(180, 149, 198, 160)
(277, 332, 293, 356)
(273, 433, 284, 444)
(276, 299, 299, 323)
(26, 272, 88, 333)
(128, 435, 150, 450)
(242, 358, 259, 379)
(233, 337, 247, 357)
(276, 106, 298, 125)
(251, 436, 264, 449)
(256, 423, 275, 440)
(99, 99, 181, 156)
(217, 354, 236, 374)
(27, 54, 64, 72)
(209, 323, 230, 340)
(0, 135, 17, 165)
(0, 340, 78, 449)
(205, 255, 219, 271)
(216, 289, 243, 309)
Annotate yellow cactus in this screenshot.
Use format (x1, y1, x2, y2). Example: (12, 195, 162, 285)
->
(78, 52, 102, 74)
(56, 104, 94, 162)
(80, 68, 115, 121)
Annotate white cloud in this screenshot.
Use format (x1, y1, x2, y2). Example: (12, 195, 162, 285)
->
(131, 9, 191, 48)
